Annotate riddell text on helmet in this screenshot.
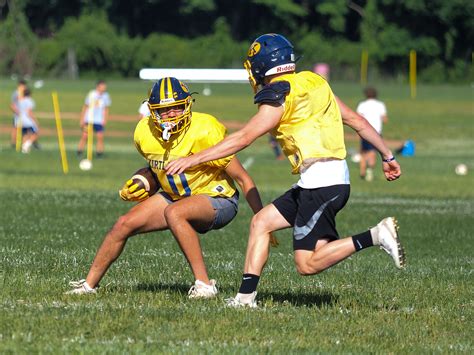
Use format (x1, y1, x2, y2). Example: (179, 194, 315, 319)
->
(266, 64, 296, 76)
(277, 64, 295, 73)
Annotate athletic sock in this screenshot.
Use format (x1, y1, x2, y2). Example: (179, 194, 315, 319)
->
(238, 273, 260, 294)
(352, 230, 374, 251)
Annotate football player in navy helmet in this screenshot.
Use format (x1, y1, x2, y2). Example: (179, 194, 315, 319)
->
(167, 34, 404, 308)
(148, 77, 193, 140)
(244, 33, 296, 93)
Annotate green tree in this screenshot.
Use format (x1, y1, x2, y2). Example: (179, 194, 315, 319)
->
(0, 0, 37, 76)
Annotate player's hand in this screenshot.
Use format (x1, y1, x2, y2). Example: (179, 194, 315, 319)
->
(382, 158, 401, 181)
(165, 155, 199, 175)
(119, 179, 149, 202)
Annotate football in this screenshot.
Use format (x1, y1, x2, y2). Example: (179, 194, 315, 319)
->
(130, 167, 160, 195)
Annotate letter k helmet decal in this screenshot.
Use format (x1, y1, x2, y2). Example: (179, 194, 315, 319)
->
(293, 195, 339, 240)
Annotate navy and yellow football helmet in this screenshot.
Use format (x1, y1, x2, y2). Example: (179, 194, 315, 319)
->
(148, 77, 193, 139)
(244, 33, 296, 92)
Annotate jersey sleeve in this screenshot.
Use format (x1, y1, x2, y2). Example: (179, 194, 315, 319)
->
(104, 93, 112, 107)
(254, 81, 290, 105)
(133, 119, 146, 157)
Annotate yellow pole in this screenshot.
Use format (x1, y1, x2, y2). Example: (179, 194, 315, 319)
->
(52, 92, 69, 174)
(86, 91, 94, 162)
(410, 50, 417, 99)
(360, 49, 369, 86)
(15, 87, 24, 152)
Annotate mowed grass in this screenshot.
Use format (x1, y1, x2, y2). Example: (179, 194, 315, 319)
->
(0, 78, 473, 353)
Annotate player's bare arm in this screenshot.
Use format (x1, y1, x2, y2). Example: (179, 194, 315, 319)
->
(165, 104, 283, 175)
(225, 157, 263, 214)
(336, 96, 401, 181)
(103, 107, 109, 125)
(79, 105, 87, 127)
(10, 102, 19, 115)
(28, 108, 39, 128)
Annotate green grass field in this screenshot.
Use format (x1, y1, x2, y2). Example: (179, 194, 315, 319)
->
(0, 78, 473, 353)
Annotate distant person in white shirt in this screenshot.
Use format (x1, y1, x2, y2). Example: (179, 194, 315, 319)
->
(138, 100, 150, 119)
(17, 88, 40, 153)
(10, 80, 27, 148)
(77, 80, 111, 158)
(356, 87, 388, 181)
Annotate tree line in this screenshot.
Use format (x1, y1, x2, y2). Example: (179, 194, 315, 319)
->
(0, 0, 472, 82)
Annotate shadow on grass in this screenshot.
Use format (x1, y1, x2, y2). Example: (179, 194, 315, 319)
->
(135, 282, 191, 295)
(135, 282, 338, 308)
(258, 290, 338, 308)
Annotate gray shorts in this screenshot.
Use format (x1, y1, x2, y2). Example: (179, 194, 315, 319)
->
(159, 191, 239, 233)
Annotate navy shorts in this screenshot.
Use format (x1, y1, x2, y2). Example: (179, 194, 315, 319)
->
(361, 138, 375, 152)
(84, 124, 104, 133)
(159, 191, 239, 234)
(273, 185, 350, 251)
(22, 127, 38, 135)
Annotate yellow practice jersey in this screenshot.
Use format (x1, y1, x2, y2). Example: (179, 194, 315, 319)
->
(134, 112, 236, 200)
(270, 71, 346, 174)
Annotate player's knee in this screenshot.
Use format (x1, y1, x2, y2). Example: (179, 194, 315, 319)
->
(163, 205, 182, 225)
(250, 212, 270, 234)
(113, 214, 135, 236)
(295, 260, 320, 276)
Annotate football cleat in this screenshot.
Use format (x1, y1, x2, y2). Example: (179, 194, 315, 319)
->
(188, 279, 218, 299)
(65, 279, 97, 295)
(371, 217, 406, 269)
(225, 292, 258, 308)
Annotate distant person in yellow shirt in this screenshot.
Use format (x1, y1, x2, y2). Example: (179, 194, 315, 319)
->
(67, 77, 265, 298)
(166, 34, 405, 307)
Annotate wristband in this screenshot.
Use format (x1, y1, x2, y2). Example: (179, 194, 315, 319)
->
(382, 156, 396, 163)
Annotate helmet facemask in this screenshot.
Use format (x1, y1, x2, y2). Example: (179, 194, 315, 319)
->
(149, 98, 192, 140)
(244, 59, 260, 94)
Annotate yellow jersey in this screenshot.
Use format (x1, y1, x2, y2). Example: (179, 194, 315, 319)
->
(134, 112, 236, 200)
(270, 71, 346, 174)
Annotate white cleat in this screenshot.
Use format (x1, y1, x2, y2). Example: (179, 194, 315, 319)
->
(188, 279, 218, 299)
(225, 292, 258, 308)
(371, 217, 406, 269)
(65, 279, 97, 295)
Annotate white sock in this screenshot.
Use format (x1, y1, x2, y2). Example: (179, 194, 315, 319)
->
(370, 226, 380, 245)
(83, 281, 94, 291)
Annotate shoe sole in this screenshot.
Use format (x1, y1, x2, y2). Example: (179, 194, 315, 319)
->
(387, 217, 406, 269)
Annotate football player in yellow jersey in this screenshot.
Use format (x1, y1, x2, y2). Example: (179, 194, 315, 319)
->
(166, 34, 405, 308)
(67, 77, 266, 299)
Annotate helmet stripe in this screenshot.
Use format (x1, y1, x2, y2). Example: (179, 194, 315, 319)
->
(159, 79, 166, 101)
(166, 77, 172, 99)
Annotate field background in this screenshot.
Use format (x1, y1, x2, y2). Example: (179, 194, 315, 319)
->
(0, 78, 472, 353)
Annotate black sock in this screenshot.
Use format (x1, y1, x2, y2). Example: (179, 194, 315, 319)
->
(238, 273, 260, 294)
(352, 230, 373, 251)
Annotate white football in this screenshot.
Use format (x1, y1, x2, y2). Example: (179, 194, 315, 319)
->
(79, 159, 93, 171)
(455, 164, 468, 176)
